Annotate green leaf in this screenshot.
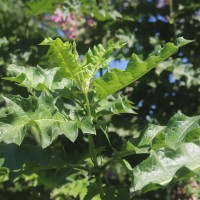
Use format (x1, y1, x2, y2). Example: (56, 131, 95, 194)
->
(175, 3, 200, 17)
(175, 37, 194, 47)
(0, 167, 9, 183)
(82, 5, 122, 21)
(185, 128, 200, 142)
(4, 64, 72, 91)
(26, 0, 64, 16)
(118, 112, 200, 193)
(95, 94, 136, 116)
(96, 120, 111, 146)
(51, 172, 98, 200)
(124, 112, 200, 152)
(0, 92, 78, 148)
(131, 142, 200, 193)
(0, 158, 10, 183)
(0, 144, 66, 171)
(132, 124, 166, 148)
(40, 38, 82, 85)
(83, 40, 124, 70)
(93, 38, 192, 99)
(80, 116, 96, 135)
(124, 124, 166, 153)
(83, 181, 100, 200)
(82, 40, 124, 90)
(165, 112, 200, 149)
(156, 58, 200, 88)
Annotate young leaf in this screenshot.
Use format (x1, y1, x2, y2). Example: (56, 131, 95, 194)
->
(40, 38, 82, 85)
(81, 40, 125, 91)
(83, 40, 124, 74)
(93, 37, 193, 99)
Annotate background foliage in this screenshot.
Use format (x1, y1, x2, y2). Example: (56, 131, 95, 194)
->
(0, 0, 199, 199)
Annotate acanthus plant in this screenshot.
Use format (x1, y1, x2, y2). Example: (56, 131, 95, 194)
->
(0, 37, 200, 199)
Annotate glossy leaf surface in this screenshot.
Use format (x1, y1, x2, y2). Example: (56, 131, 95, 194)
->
(93, 38, 193, 99)
(120, 112, 200, 193)
(0, 92, 78, 148)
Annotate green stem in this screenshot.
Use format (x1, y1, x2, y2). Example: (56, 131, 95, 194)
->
(168, 0, 174, 17)
(88, 134, 97, 165)
(15, 164, 90, 178)
(84, 92, 105, 199)
(101, 150, 136, 171)
(88, 135, 104, 199)
(168, 0, 177, 37)
(84, 91, 92, 116)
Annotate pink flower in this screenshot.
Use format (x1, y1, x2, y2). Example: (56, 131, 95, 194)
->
(50, 6, 95, 39)
(51, 8, 63, 23)
(87, 18, 94, 26)
(65, 14, 73, 22)
(51, 15, 60, 23)
(68, 32, 76, 39)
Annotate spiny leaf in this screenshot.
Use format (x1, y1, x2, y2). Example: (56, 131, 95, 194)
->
(165, 112, 200, 149)
(0, 92, 78, 148)
(121, 124, 166, 153)
(4, 64, 71, 91)
(95, 94, 136, 117)
(82, 40, 124, 91)
(136, 125, 166, 148)
(124, 112, 200, 152)
(131, 142, 200, 193)
(118, 112, 200, 193)
(93, 37, 193, 99)
(40, 38, 82, 85)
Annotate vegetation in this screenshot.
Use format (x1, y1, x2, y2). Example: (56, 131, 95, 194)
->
(0, 0, 199, 199)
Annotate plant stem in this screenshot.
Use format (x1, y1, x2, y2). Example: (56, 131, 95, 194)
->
(88, 135, 104, 199)
(84, 92, 105, 199)
(101, 150, 136, 171)
(168, 0, 177, 38)
(95, 173, 105, 199)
